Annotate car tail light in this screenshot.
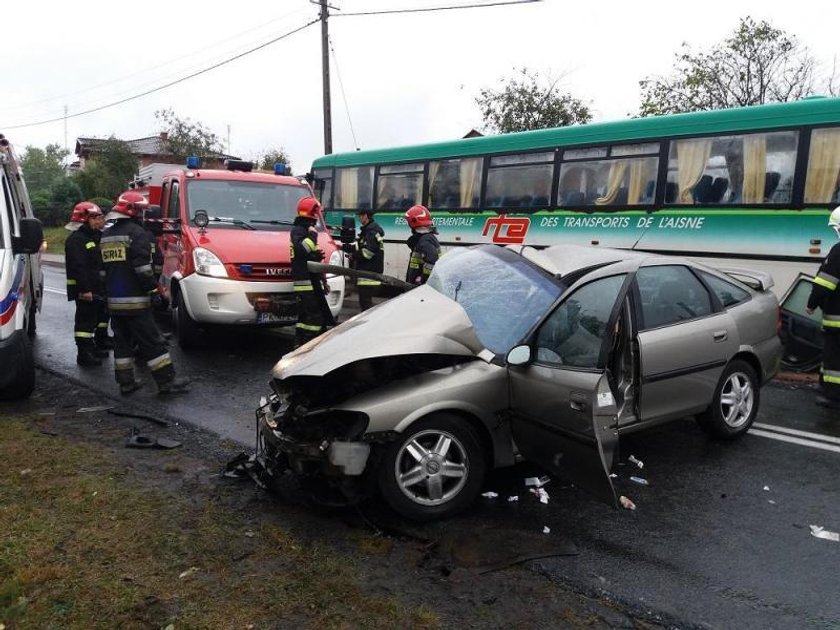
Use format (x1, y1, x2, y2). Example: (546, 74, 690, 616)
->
(255, 297, 271, 312)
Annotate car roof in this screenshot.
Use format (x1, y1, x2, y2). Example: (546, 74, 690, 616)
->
(507, 244, 650, 277)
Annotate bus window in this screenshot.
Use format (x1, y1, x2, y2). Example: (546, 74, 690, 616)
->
(804, 127, 840, 204)
(558, 156, 658, 207)
(313, 168, 333, 209)
(485, 152, 553, 209)
(666, 131, 798, 205)
(376, 162, 423, 210)
(335, 166, 373, 210)
(428, 157, 482, 209)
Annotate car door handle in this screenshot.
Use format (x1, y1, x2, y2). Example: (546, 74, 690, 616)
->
(570, 392, 587, 412)
(713, 330, 728, 342)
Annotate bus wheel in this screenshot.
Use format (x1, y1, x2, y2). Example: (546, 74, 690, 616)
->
(173, 290, 203, 349)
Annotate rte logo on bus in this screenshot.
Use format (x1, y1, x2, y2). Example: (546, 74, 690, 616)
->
(481, 215, 531, 244)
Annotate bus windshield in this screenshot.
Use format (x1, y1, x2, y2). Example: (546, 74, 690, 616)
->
(185, 180, 310, 231)
(427, 246, 562, 354)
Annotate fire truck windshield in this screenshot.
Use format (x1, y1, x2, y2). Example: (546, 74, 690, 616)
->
(185, 180, 309, 231)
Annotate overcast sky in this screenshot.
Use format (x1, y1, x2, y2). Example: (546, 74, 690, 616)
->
(4, 1, 838, 173)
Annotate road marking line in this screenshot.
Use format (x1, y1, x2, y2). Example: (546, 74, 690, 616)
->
(753, 422, 840, 446)
(44, 288, 65, 295)
(749, 429, 840, 454)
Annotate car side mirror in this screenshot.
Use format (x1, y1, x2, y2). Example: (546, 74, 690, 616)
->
(506, 345, 531, 366)
(144, 205, 163, 236)
(340, 215, 356, 245)
(13, 217, 44, 255)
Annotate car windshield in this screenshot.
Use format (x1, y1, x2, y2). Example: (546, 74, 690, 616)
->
(185, 180, 310, 231)
(427, 246, 563, 354)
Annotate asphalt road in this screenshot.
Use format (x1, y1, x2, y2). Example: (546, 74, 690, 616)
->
(32, 264, 840, 628)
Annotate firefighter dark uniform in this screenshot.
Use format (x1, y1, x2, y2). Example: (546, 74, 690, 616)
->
(291, 198, 334, 347)
(808, 217, 840, 408)
(65, 203, 107, 366)
(404, 205, 440, 286)
(101, 191, 190, 396)
(345, 210, 385, 311)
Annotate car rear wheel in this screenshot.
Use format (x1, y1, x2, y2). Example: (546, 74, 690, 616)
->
(378, 413, 485, 521)
(0, 334, 35, 400)
(173, 290, 202, 349)
(697, 359, 759, 440)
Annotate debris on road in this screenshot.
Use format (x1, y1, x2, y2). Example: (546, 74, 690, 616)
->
(125, 433, 182, 449)
(809, 525, 840, 542)
(629, 476, 649, 486)
(609, 473, 618, 479)
(619, 496, 636, 511)
(77, 405, 114, 413)
(108, 408, 168, 427)
(507, 495, 519, 502)
(178, 566, 200, 579)
(222, 452, 267, 489)
(763, 485, 770, 491)
(524, 475, 551, 488)
(628, 455, 644, 469)
(530, 487, 550, 504)
(542, 526, 551, 534)
(481, 491, 499, 499)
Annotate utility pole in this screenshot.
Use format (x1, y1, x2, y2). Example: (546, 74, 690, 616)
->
(319, 0, 333, 154)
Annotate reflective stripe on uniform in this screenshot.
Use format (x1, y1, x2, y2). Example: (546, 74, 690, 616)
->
(821, 368, 840, 384)
(293, 280, 313, 292)
(108, 296, 151, 310)
(97, 323, 109, 328)
(74, 331, 94, 338)
(66, 279, 77, 285)
(813, 272, 839, 291)
(296, 322, 322, 332)
(361, 247, 376, 260)
(85, 241, 96, 249)
(101, 235, 131, 243)
(822, 314, 840, 328)
(147, 353, 172, 372)
(114, 358, 134, 369)
(357, 278, 382, 286)
(134, 264, 153, 274)
(302, 237, 318, 253)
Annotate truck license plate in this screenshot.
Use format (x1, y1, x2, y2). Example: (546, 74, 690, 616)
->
(256, 312, 295, 324)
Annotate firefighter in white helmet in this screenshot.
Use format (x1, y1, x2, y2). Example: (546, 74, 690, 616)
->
(806, 206, 840, 409)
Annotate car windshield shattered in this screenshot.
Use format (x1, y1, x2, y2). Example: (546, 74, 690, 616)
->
(427, 246, 562, 354)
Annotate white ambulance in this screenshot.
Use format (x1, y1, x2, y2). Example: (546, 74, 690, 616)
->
(0, 134, 43, 399)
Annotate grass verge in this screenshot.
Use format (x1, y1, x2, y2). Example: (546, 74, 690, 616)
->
(41, 226, 68, 255)
(0, 420, 437, 629)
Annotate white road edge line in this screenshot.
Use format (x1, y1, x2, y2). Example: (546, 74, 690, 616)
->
(752, 422, 840, 446)
(749, 429, 840, 454)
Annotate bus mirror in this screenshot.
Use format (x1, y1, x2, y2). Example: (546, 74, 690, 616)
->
(13, 217, 44, 255)
(340, 215, 356, 245)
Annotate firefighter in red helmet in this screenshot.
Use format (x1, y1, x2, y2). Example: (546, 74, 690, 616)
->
(65, 201, 108, 366)
(404, 204, 440, 285)
(101, 191, 190, 395)
(291, 197, 334, 347)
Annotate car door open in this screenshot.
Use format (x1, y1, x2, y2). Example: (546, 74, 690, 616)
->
(506, 274, 630, 507)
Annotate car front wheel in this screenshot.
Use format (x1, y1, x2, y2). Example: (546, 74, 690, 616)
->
(697, 359, 759, 440)
(378, 414, 485, 522)
(173, 290, 202, 349)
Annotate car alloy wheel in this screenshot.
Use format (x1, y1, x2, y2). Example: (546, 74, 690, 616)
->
(379, 413, 485, 521)
(719, 371, 755, 429)
(697, 359, 759, 440)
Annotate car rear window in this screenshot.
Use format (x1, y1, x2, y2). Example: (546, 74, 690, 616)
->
(700, 271, 750, 307)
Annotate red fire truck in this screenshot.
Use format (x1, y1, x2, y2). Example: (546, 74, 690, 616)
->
(140, 158, 345, 349)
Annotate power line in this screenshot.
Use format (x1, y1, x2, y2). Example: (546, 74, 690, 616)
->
(328, 35, 360, 151)
(336, 0, 541, 17)
(5, 19, 319, 130)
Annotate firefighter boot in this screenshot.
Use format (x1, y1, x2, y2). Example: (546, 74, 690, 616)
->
(114, 362, 142, 395)
(76, 344, 103, 367)
(157, 376, 191, 396)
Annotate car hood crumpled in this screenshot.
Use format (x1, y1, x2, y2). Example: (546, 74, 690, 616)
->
(271, 285, 489, 379)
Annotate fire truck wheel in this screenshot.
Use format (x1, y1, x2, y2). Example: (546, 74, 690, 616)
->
(173, 290, 203, 349)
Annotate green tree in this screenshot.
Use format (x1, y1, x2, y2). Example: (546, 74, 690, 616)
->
(638, 17, 829, 116)
(21, 144, 68, 197)
(476, 68, 592, 134)
(255, 148, 293, 173)
(155, 108, 224, 163)
(73, 137, 137, 201)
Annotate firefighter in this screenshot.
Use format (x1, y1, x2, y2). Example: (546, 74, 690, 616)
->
(101, 191, 190, 396)
(404, 204, 440, 286)
(807, 206, 840, 409)
(343, 207, 385, 311)
(65, 202, 107, 366)
(291, 197, 334, 347)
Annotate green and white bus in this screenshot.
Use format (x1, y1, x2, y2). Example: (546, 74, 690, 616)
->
(311, 97, 840, 301)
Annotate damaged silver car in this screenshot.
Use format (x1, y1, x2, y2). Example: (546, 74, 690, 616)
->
(256, 244, 782, 521)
